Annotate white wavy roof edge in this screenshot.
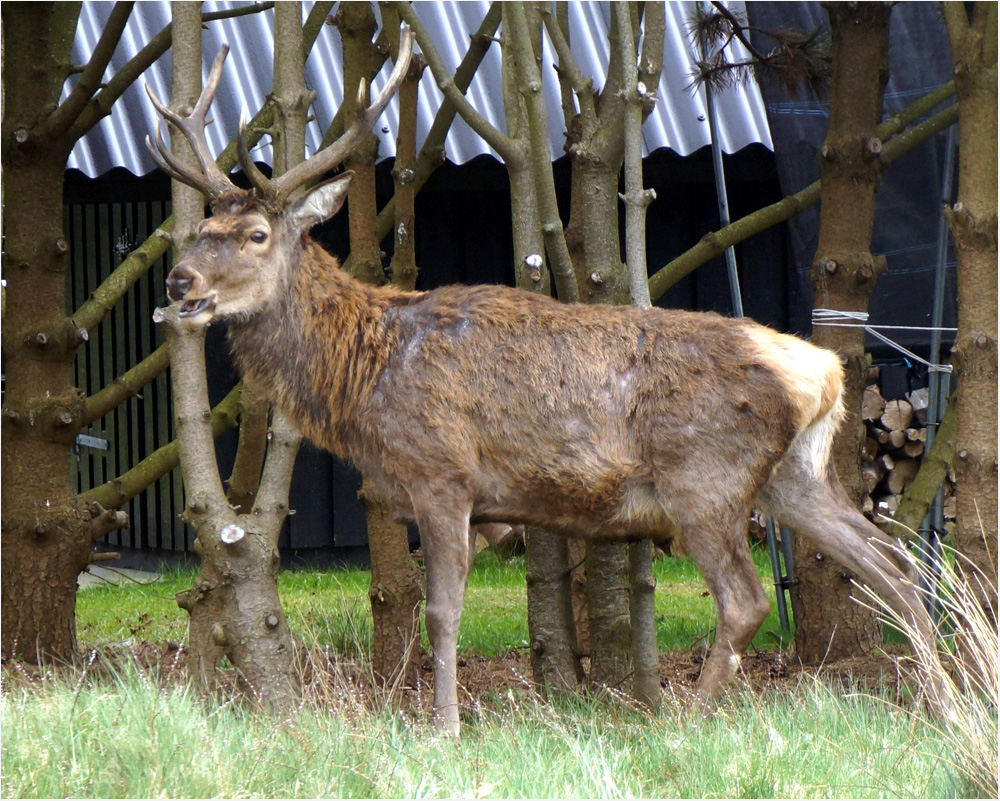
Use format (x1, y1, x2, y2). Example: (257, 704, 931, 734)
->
(68, 1, 773, 178)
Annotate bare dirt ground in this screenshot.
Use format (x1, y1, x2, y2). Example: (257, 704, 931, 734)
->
(3, 640, 921, 717)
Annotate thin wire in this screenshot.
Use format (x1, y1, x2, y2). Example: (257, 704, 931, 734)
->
(811, 308, 954, 373)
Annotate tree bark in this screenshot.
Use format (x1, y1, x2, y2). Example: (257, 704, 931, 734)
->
(0, 1, 283, 666)
(338, 1, 426, 690)
(795, 1, 890, 663)
(524, 527, 585, 693)
(942, 2, 999, 621)
(0, 4, 112, 664)
(550, 2, 664, 695)
(164, 2, 302, 708)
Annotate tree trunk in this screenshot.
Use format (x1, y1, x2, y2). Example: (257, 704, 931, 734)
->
(1, 5, 96, 664)
(943, 2, 999, 620)
(525, 527, 585, 693)
(501, 4, 580, 692)
(585, 542, 632, 693)
(629, 539, 660, 708)
(362, 480, 425, 689)
(164, 2, 301, 708)
(338, 0, 426, 689)
(796, 1, 890, 663)
(564, 113, 633, 699)
(178, 506, 296, 704)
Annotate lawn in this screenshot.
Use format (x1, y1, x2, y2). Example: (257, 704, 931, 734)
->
(3, 546, 993, 799)
(73, 546, 789, 656)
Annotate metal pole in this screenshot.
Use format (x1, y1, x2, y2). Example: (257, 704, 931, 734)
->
(703, 56, 744, 318)
(919, 125, 957, 620)
(697, 1, 790, 627)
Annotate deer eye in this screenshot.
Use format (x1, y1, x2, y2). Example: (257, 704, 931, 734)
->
(249, 230, 268, 244)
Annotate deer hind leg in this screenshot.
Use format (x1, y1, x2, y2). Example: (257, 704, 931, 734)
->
(760, 470, 957, 721)
(412, 498, 472, 736)
(682, 508, 772, 709)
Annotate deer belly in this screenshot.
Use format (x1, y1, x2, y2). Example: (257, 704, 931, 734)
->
(472, 466, 678, 543)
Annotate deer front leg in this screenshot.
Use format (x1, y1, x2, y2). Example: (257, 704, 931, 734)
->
(413, 499, 472, 736)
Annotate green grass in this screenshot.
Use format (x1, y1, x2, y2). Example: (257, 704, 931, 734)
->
(75, 546, 789, 656)
(1, 660, 966, 799)
(6, 544, 990, 799)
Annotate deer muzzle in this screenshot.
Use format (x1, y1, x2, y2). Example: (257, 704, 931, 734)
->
(166, 265, 216, 319)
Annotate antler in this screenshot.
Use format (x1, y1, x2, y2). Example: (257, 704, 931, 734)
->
(261, 23, 415, 202)
(146, 25, 413, 205)
(144, 46, 237, 200)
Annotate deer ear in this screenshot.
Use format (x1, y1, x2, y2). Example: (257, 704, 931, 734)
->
(288, 172, 354, 234)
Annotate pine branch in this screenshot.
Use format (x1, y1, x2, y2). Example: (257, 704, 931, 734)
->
(688, 3, 831, 98)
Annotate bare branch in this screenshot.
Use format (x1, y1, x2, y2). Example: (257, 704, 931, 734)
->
(86, 502, 131, 543)
(541, 3, 598, 139)
(271, 24, 413, 201)
(617, 2, 654, 310)
(303, 1, 336, 57)
(344, 1, 502, 273)
(227, 388, 270, 514)
(82, 342, 170, 425)
(69, 2, 276, 141)
(506, 1, 579, 302)
(45, 2, 135, 140)
(648, 100, 959, 301)
(383, 2, 425, 290)
(79, 384, 242, 511)
(71, 224, 175, 333)
(251, 412, 302, 538)
(638, 1, 665, 108)
(396, 1, 519, 164)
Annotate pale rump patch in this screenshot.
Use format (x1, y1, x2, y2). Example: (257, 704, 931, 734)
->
(747, 325, 844, 480)
(746, 325, 844, 434)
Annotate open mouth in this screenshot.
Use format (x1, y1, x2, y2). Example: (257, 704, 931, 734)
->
(178, 295, 217, 317)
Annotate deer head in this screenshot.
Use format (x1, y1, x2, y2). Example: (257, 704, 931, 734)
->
(148, 26, 413, 325)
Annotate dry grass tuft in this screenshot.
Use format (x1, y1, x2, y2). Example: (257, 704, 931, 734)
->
(858, 536, 998, 799)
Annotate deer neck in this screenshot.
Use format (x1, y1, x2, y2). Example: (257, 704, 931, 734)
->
(226, 239, 403, 456)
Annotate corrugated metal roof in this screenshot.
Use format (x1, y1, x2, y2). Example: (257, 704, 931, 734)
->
(67, 1, 772, 177)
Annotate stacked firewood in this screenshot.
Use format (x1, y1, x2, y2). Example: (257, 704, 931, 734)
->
(860, 369, 955, 530)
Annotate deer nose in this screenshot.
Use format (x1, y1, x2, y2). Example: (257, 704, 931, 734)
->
(166, 267, 194, 301)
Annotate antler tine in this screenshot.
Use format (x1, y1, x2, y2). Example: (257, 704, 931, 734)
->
(144, 46, 237, 200)
(144, 120, 222, 195)
(237, 107, 275, 197)
(272, 23, 415, 201)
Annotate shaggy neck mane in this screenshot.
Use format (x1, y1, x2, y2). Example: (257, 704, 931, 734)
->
(226, 236, 413, 456)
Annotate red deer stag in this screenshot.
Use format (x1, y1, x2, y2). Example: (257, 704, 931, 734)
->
(151, 29, 954, 735)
